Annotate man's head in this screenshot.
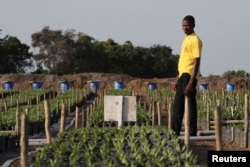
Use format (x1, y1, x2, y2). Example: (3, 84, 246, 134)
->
(182, 15, 195, 35)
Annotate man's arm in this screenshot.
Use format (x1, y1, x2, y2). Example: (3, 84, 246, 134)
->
(184, 57, 200, 95)
(172, 72, 179, 91)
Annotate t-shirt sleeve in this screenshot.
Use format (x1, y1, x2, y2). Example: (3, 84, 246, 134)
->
(192, 37, 202, 58)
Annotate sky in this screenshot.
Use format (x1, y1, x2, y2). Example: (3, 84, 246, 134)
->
(0, 0, 249, 76)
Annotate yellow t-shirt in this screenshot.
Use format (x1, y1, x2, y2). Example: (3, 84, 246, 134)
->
(178, 32, 202, 77)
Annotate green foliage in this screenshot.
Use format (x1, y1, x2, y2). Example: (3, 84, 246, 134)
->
(0, 89, 89, 129)
(223, 70, 250, 77)
(34, 126, 198, 166)
(136, 105, 152, 123)
(197, 100, 207, 118)
(106, 89, 132, 96)
(88, 101, 104, 125)
(31, 27, 178, 78)
(0, 35, 32, 73)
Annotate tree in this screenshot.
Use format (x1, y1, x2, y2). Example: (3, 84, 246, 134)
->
(150, 45, 178, 78)
(0, 35, 32, 73)
(223, 70, 250, 77)
(71, 33, 99, 73)
(32, 27, 102, 75)
(102, 39, 122, 73)
(32, 26, 71, 74)
(30, 27, 179, 78)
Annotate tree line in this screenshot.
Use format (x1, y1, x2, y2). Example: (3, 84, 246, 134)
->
(0, 27, 179, 78)
(0, 30, 32, 73)
(1, 28, 249, 78)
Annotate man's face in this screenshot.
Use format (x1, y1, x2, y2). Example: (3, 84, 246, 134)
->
(182, 20, 194, 35)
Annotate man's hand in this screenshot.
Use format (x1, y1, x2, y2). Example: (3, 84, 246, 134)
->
(172, 83, 177, 91)
(184, 81, 193, 95)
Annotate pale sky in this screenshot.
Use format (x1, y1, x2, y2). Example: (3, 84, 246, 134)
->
(1, 0, 249, 76)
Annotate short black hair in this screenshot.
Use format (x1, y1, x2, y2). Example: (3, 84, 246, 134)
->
(183, 15, 195, 26)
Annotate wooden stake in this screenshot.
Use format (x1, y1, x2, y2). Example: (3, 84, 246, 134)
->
(4, 101, 7, 112)
(75, 106, 79, 129)
(60, 103, 66, 133)
(44, 100, 51, 144)
(20, 112, 28, 167)
(215, 99, 223, 151)
(151, 101, 155, 126)
(243, 94, 249, 148)
(15, 107, 20, 135)
(157, 101, 161, 125)
(168, 101, 172, 129)
(206, 100, 210, 130)
(82, 107, 86, 128)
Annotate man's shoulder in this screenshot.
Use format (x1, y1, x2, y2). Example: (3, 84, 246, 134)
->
(190, 33, 201, 39)
(189, 33, 202, 43)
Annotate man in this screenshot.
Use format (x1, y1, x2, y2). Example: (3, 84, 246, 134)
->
(172, 15, 202, 136)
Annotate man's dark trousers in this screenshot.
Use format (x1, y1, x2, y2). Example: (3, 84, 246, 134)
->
(172, 73, 197, 136)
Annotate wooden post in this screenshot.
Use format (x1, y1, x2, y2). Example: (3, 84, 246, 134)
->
(4, 101, 7, 112)
(87, 104, 91, 117)
(151, 101, 155, 126)
(89, 103, 93, 115)
(86, 105, 90, 126)
(75, 106, 79, 129)
(96, 96, 100, 106)
(168, 101, 172, 129)
(20, 112, 28, 167)
(60, 103, 66, 133)
(15, 107, 20, 135)
(44, 100, 52, 144)
(184, 96, 190, 147)
(36, 102, 41, 121)
(16, 99, 19, 108)
(157, 101, 161, 125)
(36, 95, 40, 104)
(206, 100, 210, 130)
(93, 100, 96, 111)
(215, 99, 223, 151)
(243, 94, 249, 148)
(56, 100, 59, 117)
(149, 102, 152, 114)
(82, 107, 86, 128)
(138, 97, 141, 108)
